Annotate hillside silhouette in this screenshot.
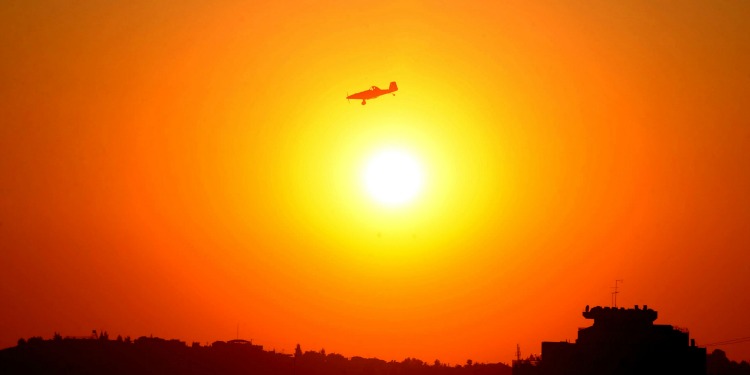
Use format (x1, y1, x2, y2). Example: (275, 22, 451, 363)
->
(2, 329, 749, 375)
(0, 332, 511, 375)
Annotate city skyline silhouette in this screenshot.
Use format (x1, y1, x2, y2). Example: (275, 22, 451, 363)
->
(3, 309, 749, 375)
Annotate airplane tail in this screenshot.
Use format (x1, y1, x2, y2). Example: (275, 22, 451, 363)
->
(389, 81, 398, 92)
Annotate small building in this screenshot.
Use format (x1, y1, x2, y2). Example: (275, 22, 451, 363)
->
(515, 305, 706, 375)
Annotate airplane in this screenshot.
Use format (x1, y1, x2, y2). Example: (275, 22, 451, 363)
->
(346, 82, 398, 105)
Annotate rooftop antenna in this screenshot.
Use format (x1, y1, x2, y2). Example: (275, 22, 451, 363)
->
(611, 279, 624, 307)
(516, 344, 522, 361)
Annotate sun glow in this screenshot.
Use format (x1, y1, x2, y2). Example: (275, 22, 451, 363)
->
(363, 148, 425, 207)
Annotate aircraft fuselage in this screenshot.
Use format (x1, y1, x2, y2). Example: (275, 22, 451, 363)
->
(347, 82, 398, 105)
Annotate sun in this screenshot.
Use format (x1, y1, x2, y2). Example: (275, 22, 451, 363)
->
(362, 148, 425, 207)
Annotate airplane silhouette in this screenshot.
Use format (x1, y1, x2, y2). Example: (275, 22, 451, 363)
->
(347, 82, 398, 105)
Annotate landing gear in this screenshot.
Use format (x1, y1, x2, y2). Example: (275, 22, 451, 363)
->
(361, 100, 366, 105)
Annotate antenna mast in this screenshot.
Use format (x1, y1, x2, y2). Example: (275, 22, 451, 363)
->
(611, 279, 624, 307)
(516, 344, 521, 361)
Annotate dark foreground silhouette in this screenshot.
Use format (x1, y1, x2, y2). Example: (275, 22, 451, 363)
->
(512, 305, 750, 375)
(707, 349, 750, 375)
(2, 310, 748, 375)
(0, 333, 510, 375)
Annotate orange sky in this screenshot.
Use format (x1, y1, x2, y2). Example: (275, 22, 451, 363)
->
(1, 1, 749, 365)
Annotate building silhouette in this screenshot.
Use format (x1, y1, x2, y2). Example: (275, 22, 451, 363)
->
(514, 305, 706, 375)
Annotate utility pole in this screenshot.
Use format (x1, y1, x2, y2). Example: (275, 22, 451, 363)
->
(611, 279, 624, 307)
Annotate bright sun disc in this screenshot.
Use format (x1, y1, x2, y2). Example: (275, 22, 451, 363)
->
(363, 148, 425, 207)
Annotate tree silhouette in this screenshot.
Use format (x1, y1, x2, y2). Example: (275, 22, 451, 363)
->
(0, 334, 515, 375)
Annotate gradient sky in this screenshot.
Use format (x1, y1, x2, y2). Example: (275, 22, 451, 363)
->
(1, 1, 749, 365)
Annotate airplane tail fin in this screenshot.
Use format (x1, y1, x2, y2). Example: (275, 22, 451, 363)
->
(389, 81, 398, 92)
